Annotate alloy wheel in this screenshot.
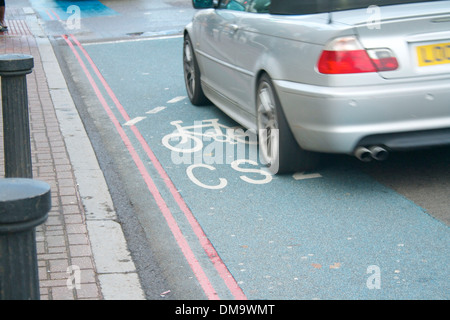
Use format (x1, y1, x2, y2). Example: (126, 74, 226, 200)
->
(183, 39, 196, 99)
(257, 81, 279, 167)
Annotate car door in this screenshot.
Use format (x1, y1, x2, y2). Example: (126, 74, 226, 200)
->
(193, 3, 243, 106)
(231, 0, 272, 118)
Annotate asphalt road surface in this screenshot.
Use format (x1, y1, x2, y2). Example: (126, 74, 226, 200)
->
(33, 0, 449, 300)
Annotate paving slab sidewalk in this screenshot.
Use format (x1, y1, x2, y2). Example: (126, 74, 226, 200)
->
(0, 5, 145, 300)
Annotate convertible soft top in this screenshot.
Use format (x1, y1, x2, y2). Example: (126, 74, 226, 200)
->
(269, 0, 442, 15)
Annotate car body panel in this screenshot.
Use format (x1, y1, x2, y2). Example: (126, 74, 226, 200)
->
(275, 77, 450, 153)
(186, 0, 450, 155)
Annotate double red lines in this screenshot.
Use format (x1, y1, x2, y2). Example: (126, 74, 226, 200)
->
(62, 34, 247, 300)
(45, 8, 61, 21)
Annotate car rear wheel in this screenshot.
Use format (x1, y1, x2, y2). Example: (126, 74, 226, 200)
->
(183, 34, 209, 106)
(256, 73, 319, 174)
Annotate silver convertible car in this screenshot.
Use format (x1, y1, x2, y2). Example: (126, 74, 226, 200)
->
(183, 0, 450, 173)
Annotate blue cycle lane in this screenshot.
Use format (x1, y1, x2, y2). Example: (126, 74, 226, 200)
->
(29, 0, 117, 21)
(80, 36, 448, 300)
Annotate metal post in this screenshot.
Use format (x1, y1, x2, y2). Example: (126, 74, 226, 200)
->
(0, 54, 34, 178)
(0, 178, 51, 300)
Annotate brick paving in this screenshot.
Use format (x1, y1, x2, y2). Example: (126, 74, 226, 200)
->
(0, 10, 103, 299)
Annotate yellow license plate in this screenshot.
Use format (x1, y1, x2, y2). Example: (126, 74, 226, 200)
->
(416, 42, 450, 67)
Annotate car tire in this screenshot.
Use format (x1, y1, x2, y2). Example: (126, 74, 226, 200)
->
(183, 34, 209, 106)
(256, 73, 319, 174)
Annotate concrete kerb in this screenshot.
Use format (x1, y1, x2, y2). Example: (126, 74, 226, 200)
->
(25, 9, 145, 299)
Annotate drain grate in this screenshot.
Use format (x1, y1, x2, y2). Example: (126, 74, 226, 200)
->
(126, 32, 144, 37)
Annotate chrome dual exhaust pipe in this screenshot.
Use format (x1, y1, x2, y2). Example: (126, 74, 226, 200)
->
(354, 146, 389, 162)
(369, 146, 389, 161)
(354, 147, 372, 162)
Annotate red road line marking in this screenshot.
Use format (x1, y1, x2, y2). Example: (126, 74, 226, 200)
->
(68, 34, 247, 300)
(45, 9, 55, 21)
(62, 34, 220, 300)
(51, 9, 61, 21)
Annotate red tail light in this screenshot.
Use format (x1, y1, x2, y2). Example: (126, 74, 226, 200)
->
(318, 50, 377, 74)
(318, 37, 398, 74)
(367, 49, 399, 71)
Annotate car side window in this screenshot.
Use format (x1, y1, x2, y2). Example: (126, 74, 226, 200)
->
(248, 0, 271, 13)
(219, 0, 251, 11)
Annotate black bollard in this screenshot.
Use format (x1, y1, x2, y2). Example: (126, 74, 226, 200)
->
(0, 178, 51, 300)
(0, 54, 34, 178)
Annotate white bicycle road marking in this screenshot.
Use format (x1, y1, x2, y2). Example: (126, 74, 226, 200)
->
(124, 116, 146, 126)
(167, 96, 187, 104)
(162, 119, 257, 154)
(146, 106, 166, 114)
(293, 172, 323, 180)
(161, 119, 321, 189)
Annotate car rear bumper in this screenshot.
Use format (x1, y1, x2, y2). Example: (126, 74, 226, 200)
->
(274, 77, 450, 154)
